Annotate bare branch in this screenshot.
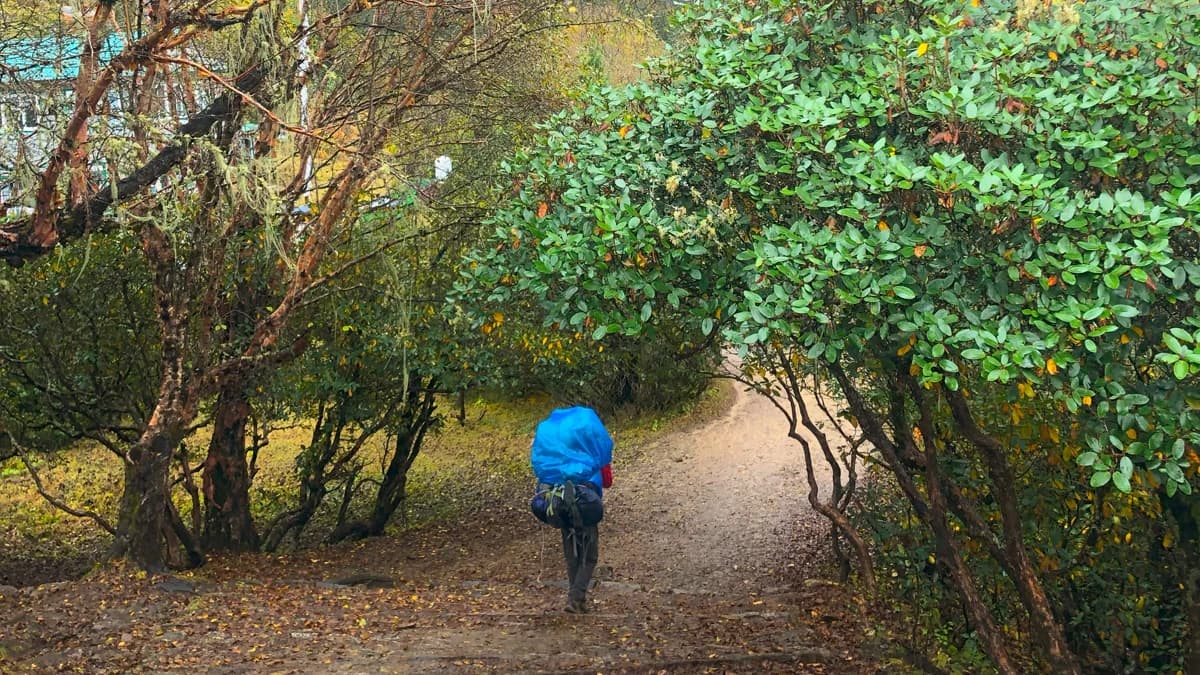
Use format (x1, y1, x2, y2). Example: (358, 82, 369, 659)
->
(11, 435, 117, 535)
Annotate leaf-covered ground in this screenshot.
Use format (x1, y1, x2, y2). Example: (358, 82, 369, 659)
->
(1, 383, 882, 673)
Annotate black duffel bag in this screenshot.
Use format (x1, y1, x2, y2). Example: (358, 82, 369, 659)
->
(531, 479, 603, 528)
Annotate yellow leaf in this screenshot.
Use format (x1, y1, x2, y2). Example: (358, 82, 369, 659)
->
(619, 125, 632, 138)
(916, 42, 929, 56)
(1082, 395, 1092, 406)
(878, 220, 889, 231)
(1049, 51, 1059, 61)
(1163, 531, 1174, 549)
(1046, 358, 1058, 375)
(1126, 428, 1137, 440)
(492, 312, 504, 325)
(897, 342, 913, 356)
(701, 127, 712, 139)
(1125, 532, 1132, 544)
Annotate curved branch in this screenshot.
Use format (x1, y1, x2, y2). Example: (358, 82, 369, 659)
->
(2, 65, 267, 266)
(14, 440, 116, 535)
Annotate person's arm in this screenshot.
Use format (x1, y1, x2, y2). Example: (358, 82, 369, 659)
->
(601, 463, 613, 489)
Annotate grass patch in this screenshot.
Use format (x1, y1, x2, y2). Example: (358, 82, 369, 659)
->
(0, 382, 732, 583)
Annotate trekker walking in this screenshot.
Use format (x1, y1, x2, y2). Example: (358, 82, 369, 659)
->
(529, 406, 613, 614)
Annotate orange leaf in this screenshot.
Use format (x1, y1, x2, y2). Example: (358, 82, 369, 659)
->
(1155, 57, 1168, 69)
(1047, 275, 1058, 286)
(877, 220, 889, 231)
(1046, 358, 1058, 375)
(928, 129, 958, 146)
(1048, 51, 1058, 61)
(619, 125, 632, 138)
(913, 244, 928, 257)
(536, 202, 548, 219)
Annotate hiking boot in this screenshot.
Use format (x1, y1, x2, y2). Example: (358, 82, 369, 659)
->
(564, 598, 589, 614)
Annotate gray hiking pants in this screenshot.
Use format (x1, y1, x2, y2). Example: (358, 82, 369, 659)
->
(562, 525, 598, 603)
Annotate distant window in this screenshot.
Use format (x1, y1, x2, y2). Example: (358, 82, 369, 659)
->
(17, 98, 37, 130)
(0, 96, 40, 131)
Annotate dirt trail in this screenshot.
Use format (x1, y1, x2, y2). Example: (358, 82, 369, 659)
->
(0, 383, 875, 674)
(603, 377, 837, 593)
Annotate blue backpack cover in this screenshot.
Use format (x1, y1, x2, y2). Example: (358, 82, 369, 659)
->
(530, 406, 613, 492)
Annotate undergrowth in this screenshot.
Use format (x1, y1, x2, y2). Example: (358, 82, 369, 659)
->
(0, 382, 730, 586)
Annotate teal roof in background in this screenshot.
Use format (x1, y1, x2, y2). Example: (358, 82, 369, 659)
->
(0, 32, 126, 83)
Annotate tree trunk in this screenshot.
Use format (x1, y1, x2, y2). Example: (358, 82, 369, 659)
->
(918, 429, 1019, 675)
(830, 364, 1019, 673)
(372, 469, 408, 534)
(201, 385, 260, 551)
(261, 430, 334, 552)
(261, 403, 344, 551)
(261, 478, 326, 552)
(111, 424, 179, 572)
(329, 379, 438, 543)
(329, 440, 411, 542)
(944, 389, 1081, 675)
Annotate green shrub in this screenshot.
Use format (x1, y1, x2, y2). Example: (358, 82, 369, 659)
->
(459, 0, 1200, 669)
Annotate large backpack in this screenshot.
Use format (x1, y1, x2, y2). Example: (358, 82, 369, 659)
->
(531, 479, 603, 528)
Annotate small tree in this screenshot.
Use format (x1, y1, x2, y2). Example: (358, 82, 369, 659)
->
(2, 0, 564, 570)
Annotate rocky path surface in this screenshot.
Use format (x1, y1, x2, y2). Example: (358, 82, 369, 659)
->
(0, 382, 876, 674)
